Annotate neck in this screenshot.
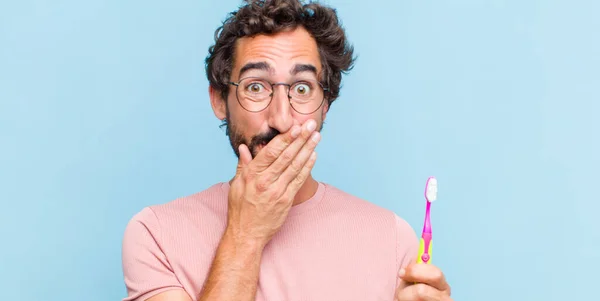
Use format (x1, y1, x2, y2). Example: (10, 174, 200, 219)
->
(292, 174, 318, 206)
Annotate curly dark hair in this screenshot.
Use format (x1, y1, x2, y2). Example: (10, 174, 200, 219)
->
(205, 0, 356, 108)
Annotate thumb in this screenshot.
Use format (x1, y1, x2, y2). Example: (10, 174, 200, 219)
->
(395, 267, 411, 299)
(236, 144, 253, 173)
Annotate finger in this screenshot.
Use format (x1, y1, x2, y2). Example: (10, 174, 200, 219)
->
(395, 283, 449, 301)
(278, 128, 320, 186)
(252, 123, 304, 170)
(394, 265, 413, 300)
(282, 150, 317, 199)
(239, 144, 253, 165)
(235, 144, 253, 174)
(395, 276, 411, 293)
(399, 263, 450, 293)
(269, 121, 319, 179)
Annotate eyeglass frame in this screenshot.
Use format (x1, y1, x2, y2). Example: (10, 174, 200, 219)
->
(228, 76, 330, 115)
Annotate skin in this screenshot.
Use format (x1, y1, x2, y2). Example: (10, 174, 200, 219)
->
(146, 26, 452, 301)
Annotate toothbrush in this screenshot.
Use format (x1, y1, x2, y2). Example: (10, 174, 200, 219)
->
(417, 176, 437, 264)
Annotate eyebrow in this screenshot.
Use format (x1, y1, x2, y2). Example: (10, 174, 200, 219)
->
(238, 61, 272, 78)
(290, 64, 318, 76)
(237, 61, 319, 79)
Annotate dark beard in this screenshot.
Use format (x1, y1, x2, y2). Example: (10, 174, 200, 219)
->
(228, 121, 280, 158)
(223, 110, 323, 159)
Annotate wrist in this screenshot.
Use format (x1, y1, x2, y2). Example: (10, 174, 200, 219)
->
(224, 220, 270, 248)
(221, 226, 266, 267)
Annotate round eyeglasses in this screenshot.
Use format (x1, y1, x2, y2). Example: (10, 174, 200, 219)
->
(229, 77, 329, 115)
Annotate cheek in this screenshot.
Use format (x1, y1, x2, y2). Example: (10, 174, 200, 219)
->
(292, 110, 324, 127)
(229, 103, 270, 133)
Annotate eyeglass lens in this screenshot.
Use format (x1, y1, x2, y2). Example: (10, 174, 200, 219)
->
(236, 77, 324, 114)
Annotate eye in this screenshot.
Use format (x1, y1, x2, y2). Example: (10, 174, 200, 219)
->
(293, 83, 311, 95)
(246, 82, 265, 93)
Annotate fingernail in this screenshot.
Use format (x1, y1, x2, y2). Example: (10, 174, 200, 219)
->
(398, 268, 406, 277)
(311, 131, 321, 143)
(306, 120, 316, 132)
(291, 126, 301, 138)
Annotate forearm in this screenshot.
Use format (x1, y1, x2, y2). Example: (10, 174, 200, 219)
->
(197, 227, 265, 301)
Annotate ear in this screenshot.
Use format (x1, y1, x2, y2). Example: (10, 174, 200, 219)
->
(209, 85, 227, 120)
(321, 101, 330, 121)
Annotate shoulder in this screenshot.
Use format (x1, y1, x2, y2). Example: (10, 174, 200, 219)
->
(137, 182, 227, 221)
(321, 182, 416, 233)
(321, 183, 418, 265)
(322, 182, 404, 221)
(120, 183, 230, 301)
(123, 182, 228, 239)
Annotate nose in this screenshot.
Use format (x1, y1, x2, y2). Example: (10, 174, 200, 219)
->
(267, 84, 294, 133)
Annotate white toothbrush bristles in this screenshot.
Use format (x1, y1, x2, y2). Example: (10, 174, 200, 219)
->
(426, 177, 438, 202)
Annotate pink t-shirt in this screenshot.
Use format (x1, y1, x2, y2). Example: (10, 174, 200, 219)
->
(121, 182, 418, 301)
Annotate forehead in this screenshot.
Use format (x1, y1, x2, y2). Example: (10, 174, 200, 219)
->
(232, 26, 321, 79)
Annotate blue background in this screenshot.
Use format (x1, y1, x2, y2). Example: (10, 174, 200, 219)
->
(1, 0, 598, 300)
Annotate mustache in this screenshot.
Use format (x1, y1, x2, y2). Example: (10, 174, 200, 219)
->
(249, 127, 281, 149)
